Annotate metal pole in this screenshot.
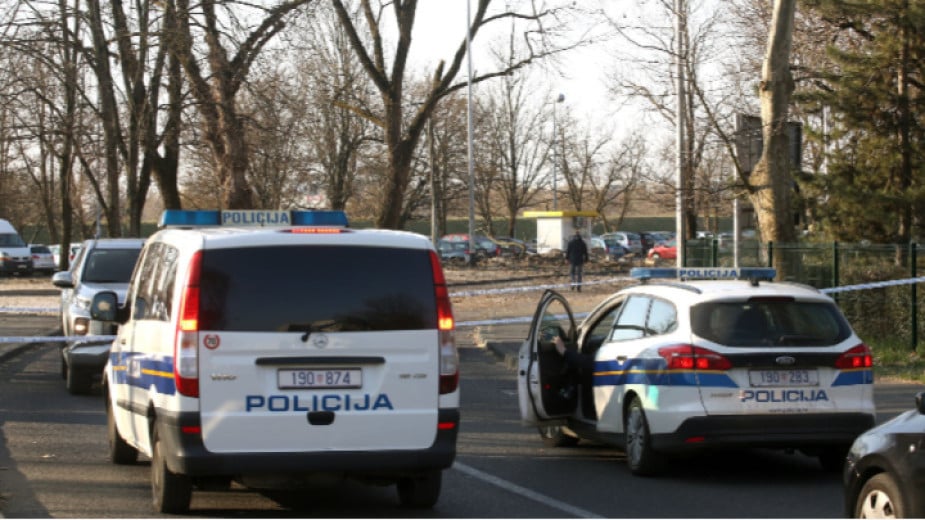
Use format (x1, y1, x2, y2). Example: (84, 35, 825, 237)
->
(429, 117, 437, 245)
(465, 0, 476, 262)
(911, 242, 918, 350)
(675, 0, 686, 268)
(551, 93, 564, 210)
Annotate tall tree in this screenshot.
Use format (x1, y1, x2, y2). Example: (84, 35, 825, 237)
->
(747, 0, 798, 271)
(164, 0, 315, 209)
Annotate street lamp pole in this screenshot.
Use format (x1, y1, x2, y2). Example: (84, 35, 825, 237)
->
(551, 93, 564, 210)
(465, 0, 476, 262)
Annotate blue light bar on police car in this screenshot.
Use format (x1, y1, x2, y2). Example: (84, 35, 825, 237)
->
(630, 267, 777, 281)
(159, 209, 349, 228)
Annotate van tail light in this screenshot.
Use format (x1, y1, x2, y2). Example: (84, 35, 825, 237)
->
(658, 344, 732, 371)
(430, 251, 458, 394)
(174, 251, 202, 397)
(835, 344, 873, 369)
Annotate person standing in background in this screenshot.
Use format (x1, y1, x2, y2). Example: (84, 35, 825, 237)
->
(565, 229, 589, 292)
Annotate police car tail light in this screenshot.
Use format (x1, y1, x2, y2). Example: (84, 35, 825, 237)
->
(174, 251, 202, 397)
(658, 345, 732, 371)
(835, 344, 873, 369)
(430, 250, 458, 394)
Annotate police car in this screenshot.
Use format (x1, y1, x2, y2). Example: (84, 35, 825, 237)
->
(89, 209, 459, 513)
(518, 267, 876, 476)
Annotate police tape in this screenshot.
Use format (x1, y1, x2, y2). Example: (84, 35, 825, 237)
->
(3, 274, 925, 345)
(449, 276, 633, 298)
(819, 275, 925, 294)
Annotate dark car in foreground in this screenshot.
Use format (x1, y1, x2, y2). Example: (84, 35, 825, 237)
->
(844, 391, 925, 518)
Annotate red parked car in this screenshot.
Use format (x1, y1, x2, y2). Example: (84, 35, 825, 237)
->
(647, 239, 677, 260)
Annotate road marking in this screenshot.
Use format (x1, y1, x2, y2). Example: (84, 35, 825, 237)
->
(453, 462, 603, 518)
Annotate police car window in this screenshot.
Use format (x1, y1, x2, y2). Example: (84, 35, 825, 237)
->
(610, 296, 650, 341)
(583, 301, 623, 353)
(197, 246, 438, 332)
(691, 301, 851, 347)
(646, 298, 677, 335)
(131, 244, 160, 321)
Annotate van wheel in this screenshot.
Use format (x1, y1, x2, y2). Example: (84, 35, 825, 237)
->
(107, 398, 137, 465)
(538, 425, 580, 447)
(397, 470, 441, 509)
(152, 426, 192, 514)
(624, 397, 663, 476)
(65, 365, 91, 395)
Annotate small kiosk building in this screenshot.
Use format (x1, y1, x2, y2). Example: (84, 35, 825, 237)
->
(523, 210, 599, 254)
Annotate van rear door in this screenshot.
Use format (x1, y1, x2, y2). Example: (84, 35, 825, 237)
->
(195, 244, 442, 453)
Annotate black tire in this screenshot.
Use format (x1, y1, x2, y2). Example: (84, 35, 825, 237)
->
(855, 473, 904, 518)
(152, 426, 192, 514)
(65, 364, 91, 395)
(397, 470, 441, 509)
(624, 396, 663, 476)
(60, 353, 67, 379)
(538, 425, 580, 448)
(107, 398, 138, 465)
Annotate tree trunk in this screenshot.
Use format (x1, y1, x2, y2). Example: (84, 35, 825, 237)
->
(748, 0, 798, 278)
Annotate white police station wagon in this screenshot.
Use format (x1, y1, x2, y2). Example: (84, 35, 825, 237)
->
(90, 209, 459, 513)
(518, 267, 876, 476)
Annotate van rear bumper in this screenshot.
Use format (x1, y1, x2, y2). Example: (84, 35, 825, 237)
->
(156, 408, 459, 478)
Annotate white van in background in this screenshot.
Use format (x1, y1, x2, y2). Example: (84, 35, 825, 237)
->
(0, 219, 33, 275)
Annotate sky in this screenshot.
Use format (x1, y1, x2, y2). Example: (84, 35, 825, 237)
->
(410, 0, 621, 130)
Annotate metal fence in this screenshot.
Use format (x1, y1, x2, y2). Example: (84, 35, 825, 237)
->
(684, 240, 925, 350)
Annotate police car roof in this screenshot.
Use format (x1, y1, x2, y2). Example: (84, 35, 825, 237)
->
(623, 278, 829, 302)
(154, 225, 434, 251)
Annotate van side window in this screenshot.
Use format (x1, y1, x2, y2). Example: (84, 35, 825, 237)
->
(131, 244, 160, 321)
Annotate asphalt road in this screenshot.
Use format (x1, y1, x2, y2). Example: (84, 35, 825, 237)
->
(1, 319, 923, 518)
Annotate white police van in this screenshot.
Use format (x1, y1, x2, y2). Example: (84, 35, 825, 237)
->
(90, 209, 459, 513)
(518, 267, 876, 476)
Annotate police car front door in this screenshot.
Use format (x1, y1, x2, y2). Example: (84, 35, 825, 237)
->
(519, 290, 577, 422)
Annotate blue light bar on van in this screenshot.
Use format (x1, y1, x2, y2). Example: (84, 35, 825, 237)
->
(159, 209, 349, 228)
(630, 267, 777, 281)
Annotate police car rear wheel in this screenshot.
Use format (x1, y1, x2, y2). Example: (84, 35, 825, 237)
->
(152, 427, 192, 514)
(538, 425, 579, 447)
(107, 398, 137, 465)
(397, 470, 441, 508)
(625, 397, 663, 476)
(856, 473, 904, 518)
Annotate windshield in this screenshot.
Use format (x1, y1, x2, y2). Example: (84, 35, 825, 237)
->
(691, 300, 852, 347)
(82, 249, 142, 283)
(0, 233, 27, 248)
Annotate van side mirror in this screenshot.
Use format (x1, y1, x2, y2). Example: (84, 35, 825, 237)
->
(916, 392, 925, 415)
(90, 292, 120, 323)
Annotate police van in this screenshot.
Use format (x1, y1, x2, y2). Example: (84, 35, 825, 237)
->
(90, 209, 459, 513)
(518, 267, 876, 476)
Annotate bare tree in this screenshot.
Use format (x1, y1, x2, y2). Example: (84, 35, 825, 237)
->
(164, 0, 316, 209)
(331, 0, 581, 230)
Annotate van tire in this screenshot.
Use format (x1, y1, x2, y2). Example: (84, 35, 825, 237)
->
(152, 426, 192, 514)
(397, 470, 441, 509)
(65, 365, 91, 395)
(107, 398, 137, 465)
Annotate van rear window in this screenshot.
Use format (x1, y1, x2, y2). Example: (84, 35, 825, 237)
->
(198, 245, 437, 332)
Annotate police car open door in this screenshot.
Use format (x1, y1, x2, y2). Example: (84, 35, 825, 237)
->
(518, 290, 577, 424)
